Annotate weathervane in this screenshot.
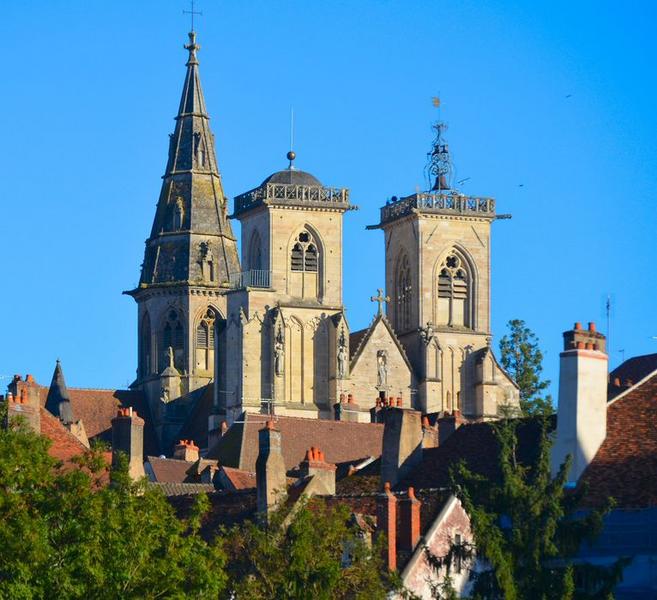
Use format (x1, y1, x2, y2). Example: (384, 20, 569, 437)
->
(425, 96, 453, 193)
(183, 0, 203, 32)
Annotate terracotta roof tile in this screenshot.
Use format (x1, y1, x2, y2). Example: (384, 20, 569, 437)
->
(580, 372, 657, 509)
(220, 466, 256, 490)
(147, 456, 196, 483)
(608, 354, 657, 399)
(41, 386, 159, 457)
(150, 482, 217, 496)
(207, 414, 384, 472)
(40, 408, 90, 465)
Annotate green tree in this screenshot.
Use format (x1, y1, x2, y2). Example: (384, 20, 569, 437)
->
(0, 412, 227, 599)
(223, 498, 393, 600)
(499, 319, 552, 416)
(441, 418, 628, 600)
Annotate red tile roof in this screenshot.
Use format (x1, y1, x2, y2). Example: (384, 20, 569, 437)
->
(207, 414, 384, 472)
(40, 386, 159, 457)
(147, 456, 195, 483)
(608, 354, 657, 399)
(220, 466, 256, 490)
(580, 372, 657, 509)
(40, 408, 90, 465)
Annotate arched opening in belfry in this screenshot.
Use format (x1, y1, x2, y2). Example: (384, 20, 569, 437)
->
(436, 249, 474, 329)
(394, 251, 412, 332)
(195, 308, 217, 373)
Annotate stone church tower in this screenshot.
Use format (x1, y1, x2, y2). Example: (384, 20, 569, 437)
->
(219, 153, 355, 423)
(369, 122, 518, 417)
(125, 32, 239, 424)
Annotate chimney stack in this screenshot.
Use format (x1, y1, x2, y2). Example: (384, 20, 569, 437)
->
(6, 374, 41, 432)
(111, 407, 145, 480)
(173, 439, 200, 462)
(376, 482, 397, 571)
(256, 420, 287, 516)
(399, 487, 422, 551)
(380, 407, 423, 488)
(299, 446, 336, 494)
(552, 322, 608, 482)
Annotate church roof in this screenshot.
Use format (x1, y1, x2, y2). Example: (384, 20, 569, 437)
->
(206, 413, 384, 472)
(261, 168, 322, 187)
(130, 31, 239, 291)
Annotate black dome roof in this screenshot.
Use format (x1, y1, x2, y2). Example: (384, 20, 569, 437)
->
(261, 168, 322, 187)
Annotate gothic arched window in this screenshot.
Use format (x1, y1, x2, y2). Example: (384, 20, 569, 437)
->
(140, 313, 151, 377)
(395, 253, 412, 332)
(436, 251, 472, 328)
(248, 231, 264, 271)
(195, 308, 216, 372)
(290, 230, 319, 272)
(162, 309, 184, 370)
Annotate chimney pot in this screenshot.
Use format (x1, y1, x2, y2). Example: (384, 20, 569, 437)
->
(577, 341, 585, 350)
(574, 322, 582, 330)
(396, 397, 402, 407)
(588, 322, 596, 332)
(613, 377, 620, 387)
(25, 374, 35, 383)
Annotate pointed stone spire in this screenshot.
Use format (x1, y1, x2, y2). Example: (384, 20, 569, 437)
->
(45, 360, 74, 425)
(135, 31, 240, 287)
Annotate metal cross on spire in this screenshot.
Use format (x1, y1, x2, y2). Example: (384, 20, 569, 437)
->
(370, 288, 390, 316)
(183, 0, 203, 32)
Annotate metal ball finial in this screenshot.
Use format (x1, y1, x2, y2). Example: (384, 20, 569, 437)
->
(287, 151, 296, 162)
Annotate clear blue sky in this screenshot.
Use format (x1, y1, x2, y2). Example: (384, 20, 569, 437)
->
(2, 1, 656, 396)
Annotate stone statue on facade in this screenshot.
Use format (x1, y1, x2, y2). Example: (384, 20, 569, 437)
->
(419, 322, 434, 345)
(166, 345, 175, 369)
(377, 350, 388, 388)
(337, 329, 348, 379)
(274, 326, 284, 377)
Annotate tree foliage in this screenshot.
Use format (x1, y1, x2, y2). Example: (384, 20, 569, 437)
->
(223, 499, 392, 599)
(499, 319, 552, 416)
(0, 411, 393, 599)
(443, 418, 628, 600)
(0, 415, 226, 599)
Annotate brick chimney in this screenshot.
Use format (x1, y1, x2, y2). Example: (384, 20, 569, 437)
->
(437, 409, 465, 445)
(552, 322, 608, 483)
(173, 439, 200, 462)
(399, 487, 422, 551)
(6, 374, 41, 432)
(376, 482, 397, 571)
(299, 446, 336, 494)
(256, 420, 287, 516)
(111, 407, 145, 480)
(380, 407, 423, 488)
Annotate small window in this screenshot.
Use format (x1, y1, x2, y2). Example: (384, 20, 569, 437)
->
(291, 243, 304, 271)
(305, 244, 318, 271)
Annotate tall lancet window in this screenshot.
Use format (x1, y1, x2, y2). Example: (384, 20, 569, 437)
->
(290, 230, 319, 272)
(195, 308, 216, 372)
(395, 253, 412, 332)
(248, 231, 263, 271)
(162, 309, 184, 370)
(140, 313, 152, 376)
(436, 251, 473, 328)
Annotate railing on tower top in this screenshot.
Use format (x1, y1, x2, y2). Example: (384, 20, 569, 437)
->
(229, 270, 271, 289)
(234, 182, 350, 214)
(379, 192, 496, 224)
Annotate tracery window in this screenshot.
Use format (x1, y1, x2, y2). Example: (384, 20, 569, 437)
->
(395, 253, 412, 332)
(436, 251, 472, 328)
(196, 308, 216, 371)
(290, 230, 319, 272)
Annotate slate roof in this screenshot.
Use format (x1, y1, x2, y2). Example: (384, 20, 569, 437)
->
(175, 383, 214, 451)
(608, 353, 657, 399)
(207, 413, 384, 472)
(580, 371, 657, 509)
(349, 328, 368, 359)
(40, 386, 159, 457)
(262, 168, 322, 187)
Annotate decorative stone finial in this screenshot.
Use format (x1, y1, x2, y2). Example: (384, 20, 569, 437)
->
(185, 31, 200, 66)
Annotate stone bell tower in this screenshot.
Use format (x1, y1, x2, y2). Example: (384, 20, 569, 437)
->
(125, 31, 240, 421)
(368, 120, 518, 417)
(219, 152, 356, 422)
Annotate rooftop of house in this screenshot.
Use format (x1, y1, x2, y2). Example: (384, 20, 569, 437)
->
(207, 413, 384, 473)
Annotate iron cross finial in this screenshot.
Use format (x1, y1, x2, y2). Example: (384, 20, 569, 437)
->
(370, 288, 390, 316)
(183, 0, 203, 32)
